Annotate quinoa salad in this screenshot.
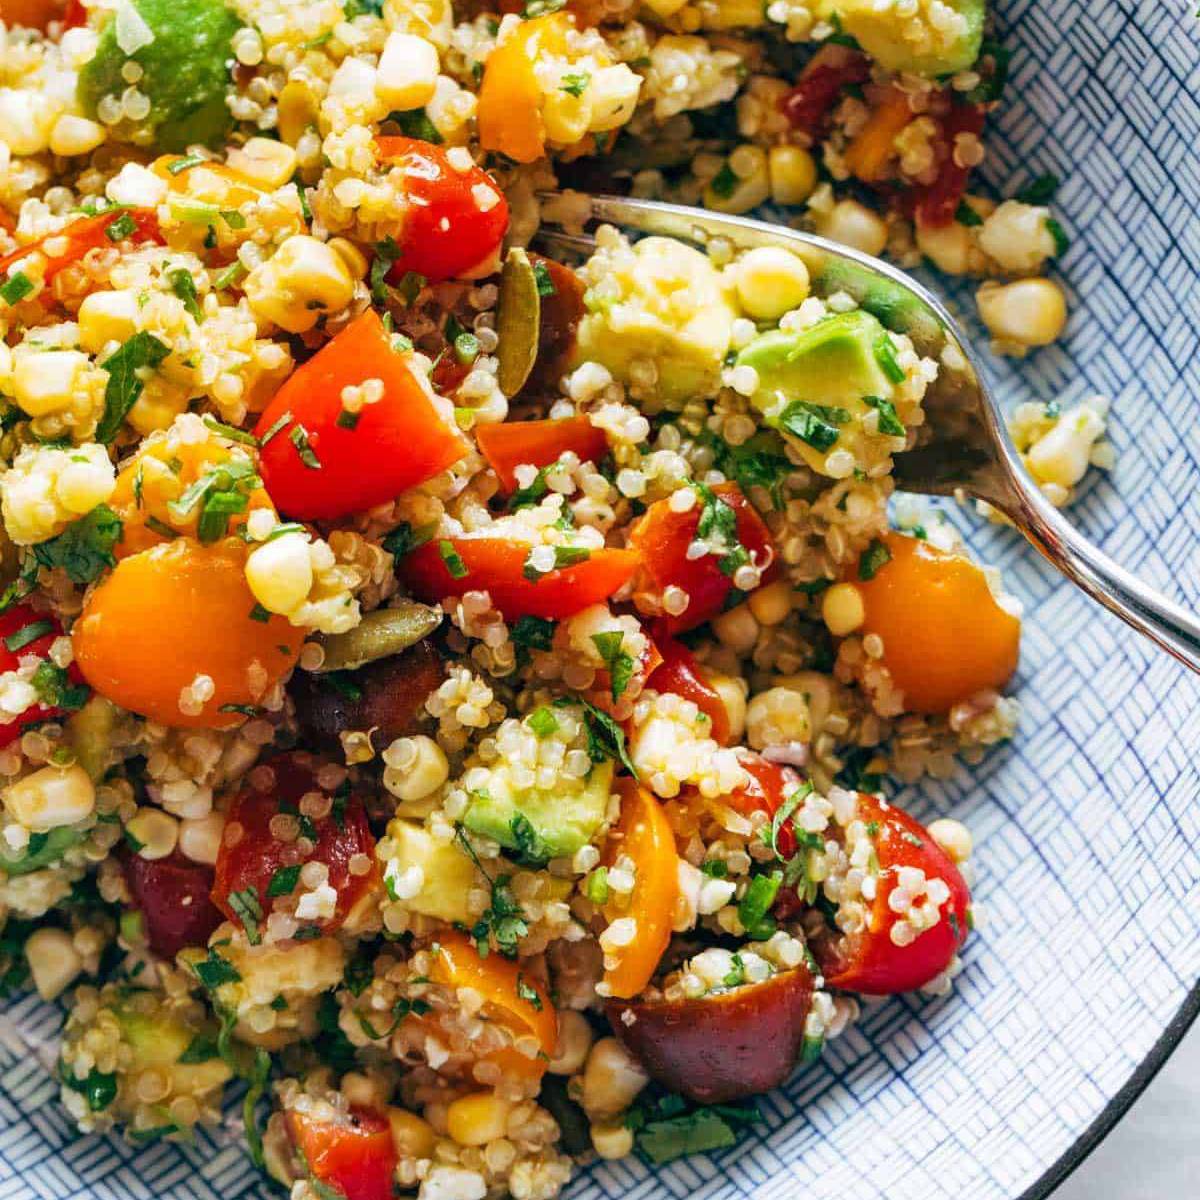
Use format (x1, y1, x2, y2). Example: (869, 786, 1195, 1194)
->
(0, 0, 1118, 1194)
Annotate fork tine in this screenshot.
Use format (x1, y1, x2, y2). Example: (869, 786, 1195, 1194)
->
(530, 229, 595, 259)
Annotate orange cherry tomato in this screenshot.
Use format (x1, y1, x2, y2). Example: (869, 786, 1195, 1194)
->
(73, 537, 304, 729)
(424, 929, 557, 1078)
(475, 416, 608, 494)
(476, 13, 571, 164)
(854, 531, 1020, 713)
(600, 779, 680, 1000)
(399, 536, 639, 621)
(0, 0, 66, 30)
(212, 752, 379, 937)
(254, 310, 466, 521)
(0, 208, 162, 286)
(285, 1107, 397, 1200)
(646, 628, 730, 744)
(627, 482, 777, 634)
(109, 439, 275, 559)
(375, 137, 509, 282)
(0, 604, 83, 748)
(810, 793, 970, 995)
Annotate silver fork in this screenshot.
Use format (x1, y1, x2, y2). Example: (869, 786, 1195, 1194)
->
(535, 193, 1200, 675)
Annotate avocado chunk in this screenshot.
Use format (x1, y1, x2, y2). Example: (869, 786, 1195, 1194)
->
(0, 826, 81, 876)
(736, 311, 900, 475)
(817, 0, 985, 76)
(77, 0, 242, 152)
(572, 236, 735, 407)
(464, 758, 614, 861)
(115, 997, 233, 1095)
(383, 819, 478, 924)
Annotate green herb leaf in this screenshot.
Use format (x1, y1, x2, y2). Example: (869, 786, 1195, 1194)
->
(858, 537, 892, 581)
(381, 520, 437, 558)
(96, 332, 171, 443)
(390, 107, 443, 144)
(559, 71, 590, 97)
(779, 400, 848, 453)
(954, 200, 983, 227)
(267, 864, 302, 898)
(289, 423, 321, 469)
(32, 504, 122, 585)
(191, 947, 242, 991)
(709, 163, 738, 199)
(864, 394, 905, 436)
(636, 1110, 740, 1165)
(178, 1033, 220, 1063)
(516, 975, 543, 1010)
(104, 212, 136, 242)
(439, 539, 469, 579)
(873, 334, 906, 384)
(226, 887, 263, 945)
(1045, 216, 1070, 257)
(522, 544, 591, 582)
(370, 236, 401, 305)
(0, 271, 33, 306)
(31, 661, 89, 710)
(738, 871, 781, 939)
(4, 619, 53, 652)
(591, 630, 635, 701)
(1015, 173, 1060, 205)
(575, 697, 638, 778)
(61, 1065, 118, 1112)
(511, 615, 555, 651)
(168, 268, 204, 321)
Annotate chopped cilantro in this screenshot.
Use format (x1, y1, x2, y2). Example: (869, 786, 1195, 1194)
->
(370, 236, 401, 305)
(708, 163, 738, 199)
(508, 466, 550, 511)
(1046, 216, 1070, 257)
(864, 394, 906, 436)
(381, 520, 436, 558)
(559, 71, 590, 97)
(266, 864, 301, 898)
(521, 544, 590, 581)
(390, 107, 443, 144)
(227, 887, 263, 944)
(573, 697, 638, 778)
(858, 538, 892, 581)
(955, 200, 983, 227)
(31, 661, 89, 710)
(61, 1065, 117, 1112)
(168, 268, 204, 321)
(779, 400, 849, 453)
(1015, 173, 1060, 205)
(873, 334, 906, 384)
(96, 332, 171, 443)
(178, 1033, 220, 1063)
(31, 504, 122, 585)
(516, 975, 543, 1010)
(191, 947, 241, 991)
(511, 615, 555, 651)
(591, 630, 635, 701)
(0, 271, 33, 306)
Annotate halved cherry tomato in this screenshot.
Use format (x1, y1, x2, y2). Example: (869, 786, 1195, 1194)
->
(585, 626, 661, 718)
(418, 929, 556, 1080)
(844, 86, 914, 184)
(907, 101, 986, 228)
(0, 0, 65, 29)
(121, 850, 223, 959)
(627, 482, 776, 634)
(475, 416, 608, 493)
(608, 965, 815, 1103)
(600, 780, 680, 1000)
(285, 1106, 397, 1200)
(254, 310, 466, 521)
(476, 14, 572, 164)
(853, 531, 1020, 713)
(780, 45, 871, 139)
(73, 537, 304, 729)
(399, 536, 638, 621)
(212, 752, 379, 937)
(527, 254, 586, 389)
(810, 793, 970, 995)
(646, 628, 730, 744)
(60, 0, 86, 25)
(0, 604, 83, 748)
(0, 208, 162, 285)
(376, 137, 509, 283)
(109, 438, 274, 559)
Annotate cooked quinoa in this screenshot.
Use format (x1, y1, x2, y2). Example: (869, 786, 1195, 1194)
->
(0, 0, 1086, 1192)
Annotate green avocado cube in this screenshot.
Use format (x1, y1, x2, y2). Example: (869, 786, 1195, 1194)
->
(817, 0, 985, 77)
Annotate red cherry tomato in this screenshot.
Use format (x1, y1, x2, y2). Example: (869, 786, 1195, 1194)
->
(475, 416, 608, 493)
(399, 536, 639, 620)
(780, 46, 871, 139)
(0, 604, 82, 747)
(254, 310, 466, 521)
(0, 208, 162, 284)
(811, 793, 970, 995)
(626, 482, 776, 633)
(376, 137, 509, 283)
(212, 752, 380, 937)
(646, 628, 731, 744)
(718, 751, 804, 859)
(908, 101, 986, 228)
(121, 851, 224, 959)
(285, 1106, 397, 1200)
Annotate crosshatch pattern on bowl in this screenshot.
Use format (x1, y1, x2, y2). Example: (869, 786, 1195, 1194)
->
(2, 3, 1200, 1200)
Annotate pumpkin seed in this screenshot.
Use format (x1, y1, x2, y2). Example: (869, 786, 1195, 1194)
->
(314, 602, 441, 672)
(496, 247, 541, 398)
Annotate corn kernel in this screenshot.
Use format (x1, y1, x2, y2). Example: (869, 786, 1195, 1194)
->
(388, 1108, 438, 1159)
(735, 246, 810, 320)
(445, 1091, 513, 1147)
(747, 578, 793, 626)
(49, 114, 106, 157)
(126, 807, 179, 861)
(822, 582, 865, 636)
(25, 927, 82, 1000)
(4, 764, 95, 830)
(548, 1009, 594, 1075)
(768, 144, 818, 206)
(591, 1122, 634, 1159)
(376, 32, 440, 112)
(244, 531, 314, 616)
(580, 1037, 649, 1119)
(244, 235, 355, 334)
(976, 278, 1067, 350)
(818, 199, 888, 257)
(178, 811, 225, 865)
(226, 136, 298, 190)
(12, 350, 88, 417)
(78, 290, 139, 353)
(927, 817, 973, 864)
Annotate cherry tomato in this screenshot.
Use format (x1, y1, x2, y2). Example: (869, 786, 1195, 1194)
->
(854, 531, 1020, 713)
(908, 101, 986, 228)
(780, 45, 871, 139)
(121, 850, 223, 959)
(399, 536, 639, 621)
(627, 482, 776, 633)
(718, 751, 805, 855)
(584, 625, 661, 719)
(0, 604, 82, 748)
(285, 1106, 397, 1200)
(600, 780, 680, 1000)
(812, 793, 970, 995)
(646, 628, 731, 744)
(376, 137, 509, 282)
(0, 0, 66, 29)
(72, 537, 304, 729)
(212, 752, 380, 937)
(254, 310, 466, 521)
(476, 14, 572, 164)
(0, 208, 162, 288)
(475, 416, 608, 494)
(608, 965, 815, 1103)
(526, 254, 587, 389)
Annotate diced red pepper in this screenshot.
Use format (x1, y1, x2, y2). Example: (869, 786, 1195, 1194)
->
(0, 208, 162, 284)
(0, 604, 82, 748)
(254, 310, 466, 521)
(285, 1107, 397, 1200)
(626, 482, 776, 634)
(780, 45, 871, 139)
(376, 136, 509, 283)
(646, 627, 731, 744)
(908, 101, 987, 228)
(399, 536, 639, 620)
(475, 416, 608, 493)
(211, 752, 380, 937)
(121, 851, 224, 959)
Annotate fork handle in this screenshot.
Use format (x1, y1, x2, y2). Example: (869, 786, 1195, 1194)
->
(1001, 485, 1200, 674)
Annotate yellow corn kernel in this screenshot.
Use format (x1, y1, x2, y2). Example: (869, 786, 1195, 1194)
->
(277, 80, 320, 147)
(822, 581, 865, 636)
(4, 764, 95, 830)
(734, 246, 810, 321)
(818, 199, 888, 257)
(25, 927, 82, 1000)
(976, 278, 1067, 350)
(243, 235, 356, 334)
(77, 290, 139, 353)
(445, 1092, 513, 1147)
(327, 237, 369, 281)
(768, 144, 818, 206)
(126, 807, 180, 861)
(244, 531, 314, 617)
(49, 114, 106, 157)
(12, 350, 88, 417)
(226, 137, 298, 190)
(388, 1108, 438, 1159)
(376, 31, 440, 112)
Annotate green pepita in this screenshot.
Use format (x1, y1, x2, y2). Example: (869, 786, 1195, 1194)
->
(495, 247, 541, 399)
(314, 602, 441, 673)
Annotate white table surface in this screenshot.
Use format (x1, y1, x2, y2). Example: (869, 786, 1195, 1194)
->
(1054, 1020, 1200, 1199)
